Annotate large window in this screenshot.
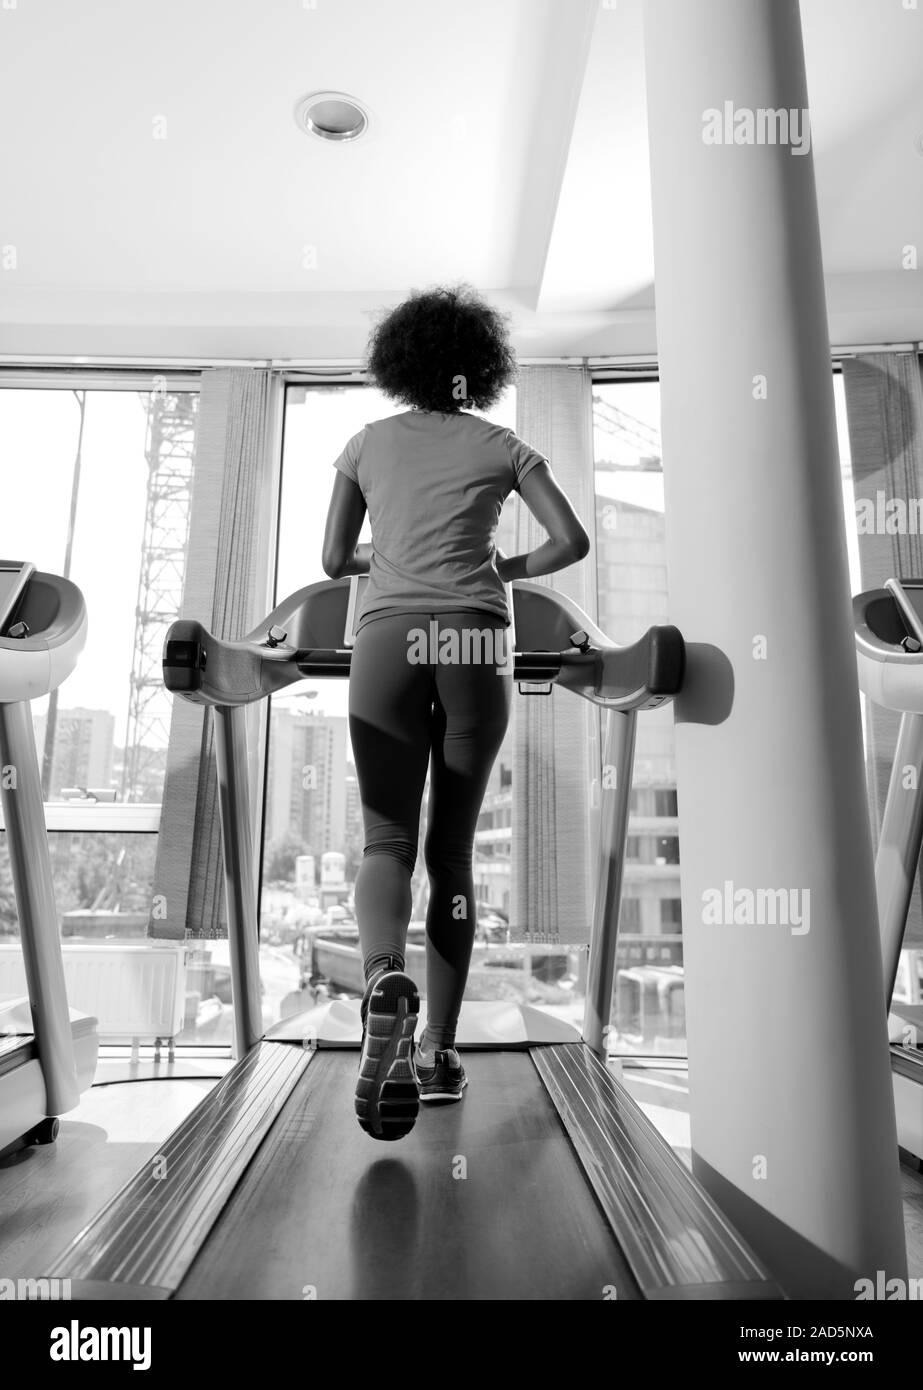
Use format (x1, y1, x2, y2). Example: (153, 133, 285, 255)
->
(261, 383, 587, 1031)
(0, 371, 866, 1060)
(593, 380, 680, 1054)
(594, 373, 861, 1057)
(0, 382, 198, 1041)
(263, 373, 863, 1052)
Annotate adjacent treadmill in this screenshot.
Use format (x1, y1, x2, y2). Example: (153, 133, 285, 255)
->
(47, 577, 780, 1300)
(0, 563, 99, 1156)
(854, 579, 923, 1165)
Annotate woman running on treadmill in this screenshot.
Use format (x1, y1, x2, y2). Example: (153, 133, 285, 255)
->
(322, 284, 590, 1141)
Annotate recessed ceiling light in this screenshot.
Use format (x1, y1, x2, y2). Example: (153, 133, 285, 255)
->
(294, 91, 369, 143)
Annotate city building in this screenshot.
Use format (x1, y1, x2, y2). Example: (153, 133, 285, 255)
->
(32, 708, 115, 798)
(473, 752, 513, 914)
(470, 484, 681, 954)
(264, 708, 348, 863)
(595, 492, 682, 954)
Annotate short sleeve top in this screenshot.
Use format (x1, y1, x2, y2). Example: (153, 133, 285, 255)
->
(331, 409, 547, 630)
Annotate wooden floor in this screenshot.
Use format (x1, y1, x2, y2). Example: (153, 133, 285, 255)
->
(1, 1058, 921, 1292)
(178, 1051, 640, 1301)
(0, 1066, 221, 1281)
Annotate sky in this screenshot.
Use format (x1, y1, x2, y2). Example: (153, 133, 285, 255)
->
(0, 388, 151, 740)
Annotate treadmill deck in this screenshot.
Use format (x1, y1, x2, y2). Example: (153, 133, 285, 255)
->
(177, 1050, 639, 1301)
(45, 1038, 779, 1301)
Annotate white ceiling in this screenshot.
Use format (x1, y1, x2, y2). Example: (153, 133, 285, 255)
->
(0, 0, 920, 359)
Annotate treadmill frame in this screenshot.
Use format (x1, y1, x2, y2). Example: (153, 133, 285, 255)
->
(46, 576, 780, 1300)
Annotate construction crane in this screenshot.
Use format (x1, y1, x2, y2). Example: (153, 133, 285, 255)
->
(592, 393, 662, 470)
(120, 389, 198, 803)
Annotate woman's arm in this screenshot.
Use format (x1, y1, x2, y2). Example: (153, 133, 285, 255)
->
(322, 472, 372, 577)
(495, 462, 591, 581)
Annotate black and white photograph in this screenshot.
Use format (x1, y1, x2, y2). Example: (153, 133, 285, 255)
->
(0, 0, 921, 1360)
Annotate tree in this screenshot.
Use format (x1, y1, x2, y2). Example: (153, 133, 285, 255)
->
(264, 832, 310, 884)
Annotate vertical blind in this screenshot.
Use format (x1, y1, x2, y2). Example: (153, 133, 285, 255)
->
(510, 365, 600, 945)
(150, 368, 280, 940)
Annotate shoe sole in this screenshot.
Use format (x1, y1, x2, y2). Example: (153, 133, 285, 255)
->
(418, 1080, 468, 1104)
(355, 973, 420, 1141)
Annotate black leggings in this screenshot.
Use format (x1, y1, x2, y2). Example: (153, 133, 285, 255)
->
(348, 610, 512, 1046)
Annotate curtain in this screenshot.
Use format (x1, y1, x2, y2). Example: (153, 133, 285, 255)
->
(150, 368, 280, 940)
(842, 351, 923, 949)
(508, 366, 599, 946)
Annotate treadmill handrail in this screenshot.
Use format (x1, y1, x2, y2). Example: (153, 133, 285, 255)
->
(162, 577, 685, 1057)
(163, 628, 683, 711)
(163, 579, 685, 713)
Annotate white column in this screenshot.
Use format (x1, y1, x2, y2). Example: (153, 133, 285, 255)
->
(643, 0, 906, 1296)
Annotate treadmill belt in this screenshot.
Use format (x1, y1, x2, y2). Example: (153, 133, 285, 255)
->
(177, 1050, 640, 1301)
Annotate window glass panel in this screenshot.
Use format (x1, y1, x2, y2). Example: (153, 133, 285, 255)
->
(0, 831, 156, 958)
(834, 371, 923, 1005)
(596, 373, 861, 1058)
(594, 381, 683, 1055)
(0, 387, 197, 808)
(263, 385, 595, 1032)
(0, 385, 200, 1045)
(261, 374, 861, 1058)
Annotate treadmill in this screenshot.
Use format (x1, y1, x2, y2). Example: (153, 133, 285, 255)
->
(47, 577, 780, 1300)
(854, 579, 923, 1165)
(0, 563, 99, 1156)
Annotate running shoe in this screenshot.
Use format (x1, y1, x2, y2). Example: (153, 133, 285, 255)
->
(355, 968, 420, 1141)
(414, 1047, 468, 1102)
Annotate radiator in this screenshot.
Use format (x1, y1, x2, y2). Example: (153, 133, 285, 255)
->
(0, 941, 186, 1043)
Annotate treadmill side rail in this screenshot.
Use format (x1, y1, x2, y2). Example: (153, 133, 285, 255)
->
(46, 1042, 312, 1295)
(532, 1045, 783, 1300)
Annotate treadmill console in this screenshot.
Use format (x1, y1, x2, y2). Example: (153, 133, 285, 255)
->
(0, 561, 35, 637)
(885, 578, 923, 651)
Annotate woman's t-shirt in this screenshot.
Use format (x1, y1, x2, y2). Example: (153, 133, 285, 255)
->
(331, 409, 547, 631)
